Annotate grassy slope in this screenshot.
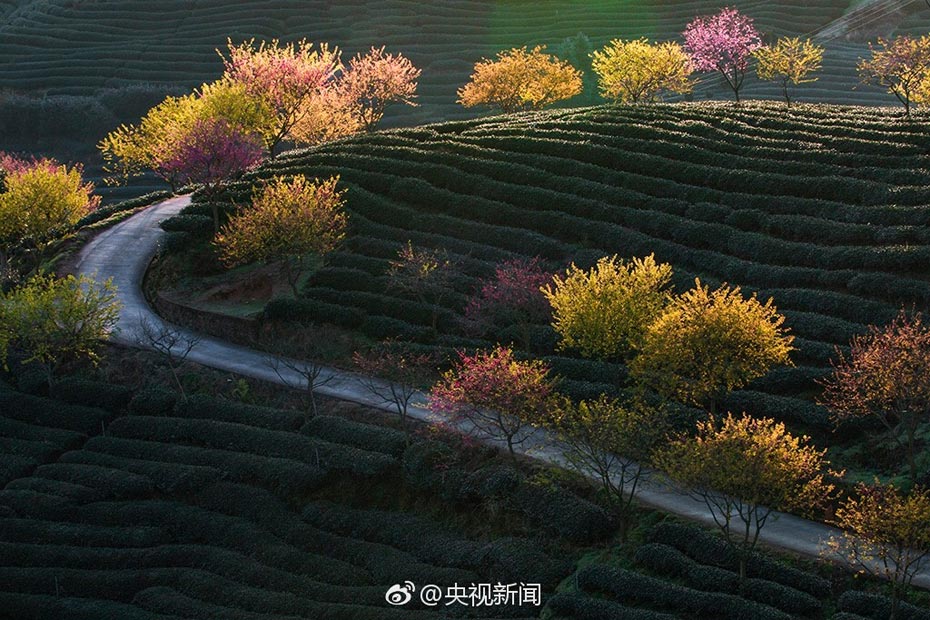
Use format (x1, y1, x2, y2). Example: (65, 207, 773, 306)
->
(186, 100, 930, 482)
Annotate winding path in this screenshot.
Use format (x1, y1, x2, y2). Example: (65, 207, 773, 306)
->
(72, 195, 930, 590)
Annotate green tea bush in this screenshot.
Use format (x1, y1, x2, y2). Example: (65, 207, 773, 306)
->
(837, 591, 930, 620)
(50, 378, 133, 414)
(578, 564, 792, 620)
(301, 416, 407, 457)
(172, 394, 302, 431)
(648, 523, 831, 598)
(545, 592, 679, 620)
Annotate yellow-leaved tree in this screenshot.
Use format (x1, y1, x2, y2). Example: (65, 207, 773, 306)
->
(656, 413, 836, 582)
(630, 279, 794, 412)
(0, 273, 120, 384)
(754, 37, 824, 106)
(828, 482, 930, 620)
(458, 46, 582, 113)
(541, 254, 672, 361)
(214, 175, 347, 296)
(591, 38, 693, 103)
(99, 79, 272, 190)
(858, 35, 930, 116)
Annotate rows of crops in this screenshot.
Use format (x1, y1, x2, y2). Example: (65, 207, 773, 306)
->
(0, 375, 607, 618)
(0, 0, 928, 121)
(171, 102, 930, 438)
(553, 521, 930, 620)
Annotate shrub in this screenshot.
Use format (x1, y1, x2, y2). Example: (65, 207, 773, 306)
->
(634, 543, 821, 616)
(159, 213, 214, 237)
(172, 394, 302, 431)
(578, 564, 791, 620)
(128, 388, 178, 416)
(837, 591, 930, 620)
(50, 378, 133, 414)
(302, 416, 407, 457)
(648, 523, 831, 598)
(546, 592, 679, 620)
(262, 297, 366, 328)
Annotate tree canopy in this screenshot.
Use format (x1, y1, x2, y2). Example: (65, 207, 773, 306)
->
(458, 46, 582, 113)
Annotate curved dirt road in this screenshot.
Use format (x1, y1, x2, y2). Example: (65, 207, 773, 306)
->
(72, 195, 929, 589)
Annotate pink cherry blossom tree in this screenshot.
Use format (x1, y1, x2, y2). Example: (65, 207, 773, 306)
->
(428, 345, 555, 456)
(222, 38, 341, 155)
(157, 117, 263, 231)
(339, 46, 421, 131)
(683, 7, 763, 102)
(464, 257, 551, 350)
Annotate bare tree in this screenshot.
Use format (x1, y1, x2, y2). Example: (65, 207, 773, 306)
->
(137, 315, 200, 399)
(353, 342, 436, 437)
(265, 353, 335, 418)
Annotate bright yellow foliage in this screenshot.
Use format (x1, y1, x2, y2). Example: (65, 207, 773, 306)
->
(591, 38, 693, 103)
(829, 483, 930, 613)
(630, 279, 794, 410)
(99, 79, 273, 187)
(0, 163, 99, 245)
(214, 175, 347, 295)
(656, 412, 835, 579)
(541, 254, 672, 360)
(754, 37, 824, 104)
(0, 273, 120, 379)
(458, 46, 583, 113)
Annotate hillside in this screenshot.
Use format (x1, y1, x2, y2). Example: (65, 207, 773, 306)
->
(3, 0, 930, 203)
(159, 101, 930, 483)
(3, 0, 930, 121)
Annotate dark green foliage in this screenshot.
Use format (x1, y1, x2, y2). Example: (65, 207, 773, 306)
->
(577, 564, 792, 620)
(106, 416, 397, 477)
(401, 440, 467, 501)
(172, 394, 302, 431)
(302, 416, 407, 457)
(837, 591, 930, 620)
(262, 297, 365, 328)
(159, 214, 213, 237)
(128, 388, 178, 416)
(0, 390, 113, 435)
(50, 378, 133, 414)
(545, 592, 678, 620)
(634, 543, 821, 616)
(648, 523, 832, 598)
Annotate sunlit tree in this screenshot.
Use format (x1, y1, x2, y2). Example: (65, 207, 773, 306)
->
(541, 254, 672, 361)
(221, 38, 341, 155)
(464, 257, 551, 350)
(591, 38, 693, 103)
(340, 46, 421, 130)
(0, 154, 99, 250)
(683, 7, 763, 102)
(829, 482, 930, 620)
(754, 37, 824, 106)
(819, 311, 930, 485)
(0, 273, 120, 384)
(429, 345, 555, 455)
(859, 35, 930, 116)
(215, 175, 347, 295)
(656, 412, 836, 582)
(630, 279, 794, 412)
(547, 394, 668, 541)
(458, 46, 582, 113)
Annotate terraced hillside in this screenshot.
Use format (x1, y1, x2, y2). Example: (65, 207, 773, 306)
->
(0, 377, 596, 618)
(163, 101, 930, 480)
(2, 0, 930, 125)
